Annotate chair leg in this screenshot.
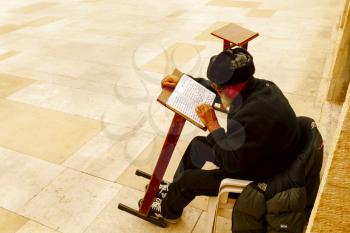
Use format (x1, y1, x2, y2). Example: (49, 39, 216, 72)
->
(206, 179, 250, 233)
(219, 192, 229, 205)
(207, 191, 233, 233)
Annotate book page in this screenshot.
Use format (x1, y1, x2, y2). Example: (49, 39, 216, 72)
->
(166, 74, 216, 128)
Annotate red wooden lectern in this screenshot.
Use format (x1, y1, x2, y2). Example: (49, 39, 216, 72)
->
(118, 69, 187, 227)
(118, 23, 258, 228)
(211, 23, 259, 50)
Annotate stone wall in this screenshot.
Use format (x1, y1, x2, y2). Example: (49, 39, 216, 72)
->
(306, 1, 350, 232)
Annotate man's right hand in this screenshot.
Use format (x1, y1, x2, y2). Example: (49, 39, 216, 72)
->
(161, 75, 180, 90)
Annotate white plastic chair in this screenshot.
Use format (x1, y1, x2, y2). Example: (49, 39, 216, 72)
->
(207, 178, 252, 233)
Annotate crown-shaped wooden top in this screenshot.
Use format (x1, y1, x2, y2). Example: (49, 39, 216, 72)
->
(211, 23, 259, 46)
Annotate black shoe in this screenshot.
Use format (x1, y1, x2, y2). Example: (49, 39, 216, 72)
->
(138, 198, 180, 224)
(145, 182, 169, 199)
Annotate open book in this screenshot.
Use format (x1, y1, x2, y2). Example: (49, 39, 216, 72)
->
(159, 73, 216, 129)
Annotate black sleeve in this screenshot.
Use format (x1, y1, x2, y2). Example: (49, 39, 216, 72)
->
(206, 109, 274, 174)
(186, 74, 221, 104)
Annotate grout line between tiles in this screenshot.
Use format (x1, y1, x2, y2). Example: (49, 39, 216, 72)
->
(191, 210, 204, 233)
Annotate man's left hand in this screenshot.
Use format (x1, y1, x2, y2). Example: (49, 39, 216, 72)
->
(196, 104, 221, 132)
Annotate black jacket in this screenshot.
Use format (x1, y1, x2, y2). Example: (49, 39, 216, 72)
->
(232, 117, 323, 232)
(194, 77, 301, 181)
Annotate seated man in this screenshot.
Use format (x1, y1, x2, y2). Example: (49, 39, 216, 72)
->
(140, 47, 302, 223)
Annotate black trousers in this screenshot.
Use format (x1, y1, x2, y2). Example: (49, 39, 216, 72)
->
(161, 136, 240, 219)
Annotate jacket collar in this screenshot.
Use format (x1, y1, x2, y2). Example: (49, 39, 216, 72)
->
(239, 77, 257, 100)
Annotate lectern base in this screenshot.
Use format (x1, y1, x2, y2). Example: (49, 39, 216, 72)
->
(117, 203, 167, 228)
(117, 169, 169, 228)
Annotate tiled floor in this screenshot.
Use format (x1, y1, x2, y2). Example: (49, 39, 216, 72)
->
(0, 0, 343, 232)
(207, 0, 262, 9)
(142, 43, 206, 74)
(0, 99, 102, 164)
(0, 73, 34, 98)
(0, 208, 28, 233)
(194, 21, 231, 41)
(19, 169, 120, 233)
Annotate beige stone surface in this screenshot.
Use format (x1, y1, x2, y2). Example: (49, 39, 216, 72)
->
(207, 0, 262, 8)
(64, 124, 157, 182)
(0, 208, 28, 233)
(0, 51, 20, 62)
(166, 10, 186, 18)
(142, 43, 206, 74)
(0, 147, 64, 211)
(8, 82, 150, 128)
(0, 73, 34, 98)
(84, 186, 202, 233)
(194, 21, 231, 41)
(19, 169, 121, 233)
(284, 93, 323, 122)
(192, 211, 232, 233)
(12, 2, 57, 14)
(0, 25, 23, 35)
(116, 136, 183, 189)
(246, 9, 276, 18)
(23, 16, 62, 28)
(317, 102, 342, 173)
(16, 221, 60, 233)
(0, 99, 103, 164)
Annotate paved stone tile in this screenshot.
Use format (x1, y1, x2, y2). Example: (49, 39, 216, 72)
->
(19, 169, 121, 233)
(0, 208, 28, 233)
(0, 99, 102, 164)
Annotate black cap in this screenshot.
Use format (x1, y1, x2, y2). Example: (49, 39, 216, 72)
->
(207, 47, 255, 86)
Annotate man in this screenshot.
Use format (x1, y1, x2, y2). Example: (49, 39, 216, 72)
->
(139, 47, 302, 223)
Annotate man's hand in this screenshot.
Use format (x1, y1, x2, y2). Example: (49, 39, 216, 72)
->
(196, 104, 221, 132)
(161, 75, 180, 90)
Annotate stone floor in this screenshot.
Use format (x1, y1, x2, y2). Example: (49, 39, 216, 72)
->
(0, 0, 344, 232)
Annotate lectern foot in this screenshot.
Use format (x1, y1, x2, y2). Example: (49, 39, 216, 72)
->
(135, 169, 168, 184)
(117, 203, 167, 228)
(117, 169, 169, 228)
